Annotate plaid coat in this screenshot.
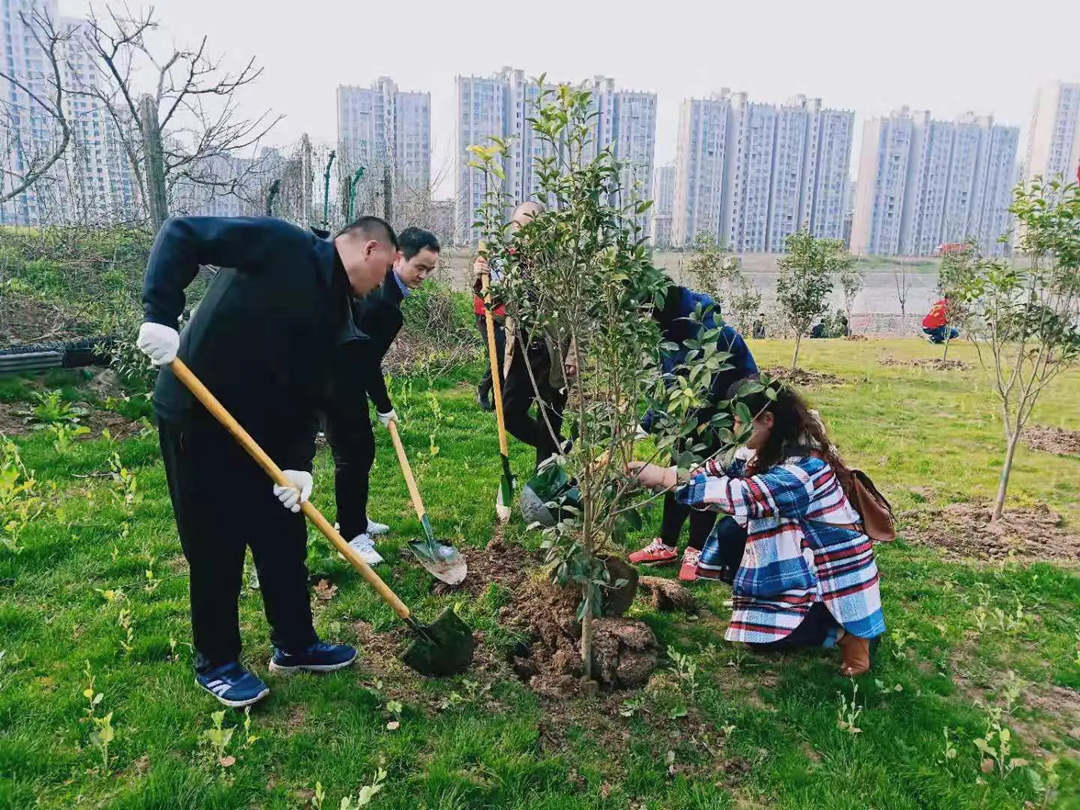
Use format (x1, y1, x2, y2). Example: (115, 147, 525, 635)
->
(678, 455, 885, 644)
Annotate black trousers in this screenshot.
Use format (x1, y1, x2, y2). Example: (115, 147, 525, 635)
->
(749, 603, 838, 649)
(659, 408, 722, 550)
(502, 340, 567, 469)
(324, 401, 374, 541)
(158, 418, 317, 672)
(475, 315, 506, 398)
(660, 494, 719, 551)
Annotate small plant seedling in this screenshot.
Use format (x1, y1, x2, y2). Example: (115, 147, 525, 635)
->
(385, 699, 403, 731)
(619, 696, 645, 718)
(242, 706, 259, 748)
(941, 726, 958, 764)
(50, 423, 90, 454)
(202, 709, 236, 770)
(0, 440, 45, 555)
(25, 389, 87, 427)
(89, 711, 116, 771)
(339, 767, 388, 809)
(108, 452, 138, 509)
(667, 646, 700, 700)
(836, 681, 863, 736)
(144, 556, 160, 593)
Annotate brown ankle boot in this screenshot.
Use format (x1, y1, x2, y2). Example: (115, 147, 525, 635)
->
(838, 632, 871, 677)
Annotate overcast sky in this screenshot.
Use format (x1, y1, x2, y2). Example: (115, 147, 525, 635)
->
(62, 0, 1080, 199)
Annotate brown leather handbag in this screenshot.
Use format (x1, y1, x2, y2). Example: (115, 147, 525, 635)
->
(845, 468, 897, 543)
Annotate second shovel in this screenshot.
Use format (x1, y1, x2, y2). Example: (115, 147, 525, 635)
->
(386, 420, 467, 585)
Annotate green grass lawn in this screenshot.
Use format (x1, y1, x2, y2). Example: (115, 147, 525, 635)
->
(1, 338, 1078, 809)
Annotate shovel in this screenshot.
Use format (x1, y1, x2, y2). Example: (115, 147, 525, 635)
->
(479, 261, 513, 523)
(169, 357, 474, 677)
(386, 420, 467, 585)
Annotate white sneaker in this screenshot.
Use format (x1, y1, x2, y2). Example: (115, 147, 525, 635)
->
(347, 533, 384, 565)
(365, 519, 390, 537)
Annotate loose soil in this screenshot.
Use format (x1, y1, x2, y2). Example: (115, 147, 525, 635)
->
(637, 575, 698, 614)
(900, 501, 1080, 564)
(1023, 425, 1080, 457)
(0, 398, 147, 440)
(763, 366, 844, 387)
(0, 290, 91, 347)
(878, 356, 971, 371)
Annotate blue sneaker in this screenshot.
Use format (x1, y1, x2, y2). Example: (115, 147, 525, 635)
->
(268, 641, 357, 674)
(195, 662, 269, 708)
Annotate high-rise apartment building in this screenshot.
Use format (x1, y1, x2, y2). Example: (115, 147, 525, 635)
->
(650, 163, 675, 247)
(337, 77, 431, 216)
(454, 69, 657, 244)
(0, 1, 135, 225)
(852, 107, 1018, 257)
(672, 95, 730, 246)
(672, 91, 852, 252)
(1025, 81, 1080, 185)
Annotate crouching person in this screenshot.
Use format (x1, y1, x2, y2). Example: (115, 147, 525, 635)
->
(137, 215, 398, 706)
(628, 386, 885, 676)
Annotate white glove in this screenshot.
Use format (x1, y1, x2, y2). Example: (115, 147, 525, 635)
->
(273, 470, 313, 513)
(136, 322, 180, 366)
(377, 409, 398, 428)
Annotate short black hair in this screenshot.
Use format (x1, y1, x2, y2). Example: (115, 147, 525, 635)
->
(398, 227, 440, 260)
(337, 215, 398, 249)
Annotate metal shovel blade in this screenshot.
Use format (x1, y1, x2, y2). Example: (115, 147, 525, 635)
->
(407, 538, 467, 586)
(401, 607, 474, 676)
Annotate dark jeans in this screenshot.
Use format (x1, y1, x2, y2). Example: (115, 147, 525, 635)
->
(502, 340, 566, 469)
(748, 603, 839, 649)
(659, 409, 722, 550)
(476, 315, 506, 398)
(660, 493, 718, 551)
(324, 401, 374, 541)
(923, 325, 959, 344)
(158, 418, 317, 672)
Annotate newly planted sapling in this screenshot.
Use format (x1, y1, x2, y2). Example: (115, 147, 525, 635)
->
(472, 80, 746, 678)
(776, 231, 851, 369)
(954, 179, 1080, 520)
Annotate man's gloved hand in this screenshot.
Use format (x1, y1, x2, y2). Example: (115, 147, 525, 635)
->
(136, 322, 180, 366)
(273, 470, 313, 513)
(377, 409, 398, 429)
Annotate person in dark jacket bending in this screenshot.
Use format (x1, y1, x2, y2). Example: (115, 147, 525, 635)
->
(628, 284, 758, 582)
(325, 227, 440, 564)
(136, 215, 398, 708)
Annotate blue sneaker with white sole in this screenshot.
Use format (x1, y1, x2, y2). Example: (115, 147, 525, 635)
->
(195, 662, 269, 708)
(268, 641, 357, 674)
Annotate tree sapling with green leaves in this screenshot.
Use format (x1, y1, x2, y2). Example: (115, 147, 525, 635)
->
(776, 230, 851, 369)
(955, 178, 1080, 521)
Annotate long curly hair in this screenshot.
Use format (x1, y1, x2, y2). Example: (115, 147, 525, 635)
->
(728, 383, 850, 485)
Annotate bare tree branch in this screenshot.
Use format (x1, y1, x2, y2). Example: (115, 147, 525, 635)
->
(0, 9, 73, 204)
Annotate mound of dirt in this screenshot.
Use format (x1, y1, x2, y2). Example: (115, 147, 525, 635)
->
(844, 334, 868, 341)
(763, 366, 844, 387)
(900, 501, 1080, 563)
(505, 577, 658, 697)
(637, 576, 698, 613)
(878, 357, 971, 370)
(1023, 425, 1080, 457)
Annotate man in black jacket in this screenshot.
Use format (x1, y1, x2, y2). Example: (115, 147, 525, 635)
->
(324, 227, 439, 564)
(137, 215, 398, 708)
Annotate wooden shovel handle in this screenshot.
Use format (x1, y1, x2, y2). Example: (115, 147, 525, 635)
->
(478, 258, 510, 458)
(169, 357, 411, 620)
(386, 420, 426, 522)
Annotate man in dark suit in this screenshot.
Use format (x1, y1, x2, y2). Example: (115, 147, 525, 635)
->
(324, 227, 440, 563)
(137, 215, 398, 707)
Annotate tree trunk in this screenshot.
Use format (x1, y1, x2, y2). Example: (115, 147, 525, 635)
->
(580, 582, 593, 679)
(991, 427, 1023, 521)
(791, 333, 802, 371)
(942, 333, 951, 363)
(138, 95, 169, 233)
(382, 165, 392, 222)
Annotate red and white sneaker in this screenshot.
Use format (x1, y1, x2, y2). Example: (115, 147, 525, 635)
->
(678, 547, 701, 582)
(628, 538, 678, 566)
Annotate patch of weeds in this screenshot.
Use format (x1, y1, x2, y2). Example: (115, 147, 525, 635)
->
(22, 389, 87, 427)
(0, 439, 45, 554)
(49, 422, 90, 454)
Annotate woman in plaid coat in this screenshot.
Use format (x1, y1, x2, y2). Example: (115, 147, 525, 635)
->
(629, 387, 885, 676)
